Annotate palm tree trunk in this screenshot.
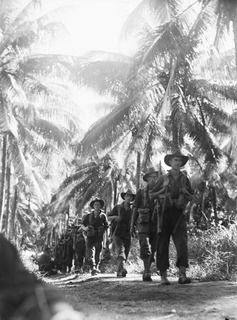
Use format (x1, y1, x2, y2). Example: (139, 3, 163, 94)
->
(9, 185, 18, 240)
(232, 5, 237, 73)
(136, 151, 141, 191)
(0, 134, 8, 231)
(113, 177, 118, 206)
(5, 162, 11, 236)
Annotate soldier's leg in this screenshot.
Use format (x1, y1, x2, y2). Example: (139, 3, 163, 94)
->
(114, 236, 127, 277)
(139, 234, 152, 281)
(85, 239, 95, 272)
(172, 215, 190, 284)
(156, 229, 171, 285)
(94, 241, 103, 273)
(77, 240, 86, 269)
(124, 237, 131, 261)
(149, 232, 157, 268)
(74, 251, 79, 272)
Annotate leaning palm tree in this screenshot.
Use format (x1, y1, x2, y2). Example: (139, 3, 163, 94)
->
(47, 153, 136, 222)
(74, 3, 232, 166)
(0, 0, 84, 236)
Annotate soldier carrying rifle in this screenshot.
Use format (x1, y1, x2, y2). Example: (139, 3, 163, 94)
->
(108, 189, 135, 277)
(130, 167, 159, 281)
(82, 198, 109, 276)
(150, 151, 193, 285)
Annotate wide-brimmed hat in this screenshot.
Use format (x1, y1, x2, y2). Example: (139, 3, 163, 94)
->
(121, 189, 136, 201)
(143, 167, 159, 182)
(90, 198, 105, 208)
(164, 151, 189, 167)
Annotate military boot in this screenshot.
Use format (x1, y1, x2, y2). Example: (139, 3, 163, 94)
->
(178, 266, 191, 284)
(91, 264, 99, 276)
(142, 258, 152, 282)
(160, 270, 170, 285)
(117, 257, 127, 277)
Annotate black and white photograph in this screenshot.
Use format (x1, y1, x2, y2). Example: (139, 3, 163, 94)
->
(1, 0, 237, 319)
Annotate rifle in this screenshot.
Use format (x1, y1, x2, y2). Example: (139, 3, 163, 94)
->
(157, 186, 168, 234)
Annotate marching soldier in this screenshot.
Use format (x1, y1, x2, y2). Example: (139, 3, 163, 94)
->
(82, 198, 109, 275)
(130, 168, 159, 281)
(108, 189, 135, 277)
(150, 151, 193, 285)
(73, 224, 86, 273)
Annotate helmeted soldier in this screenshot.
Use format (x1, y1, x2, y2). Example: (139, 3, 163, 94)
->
(150, 151, 193, 285)
(82, 198, 109, 275)
(108, 189, 135, 277)
(130, 167, 159, 281)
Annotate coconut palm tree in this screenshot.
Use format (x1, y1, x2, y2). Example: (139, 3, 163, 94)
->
(47, 153, 136, 220)
(202, 0, 237, 71)
(0, 0, 83, 237)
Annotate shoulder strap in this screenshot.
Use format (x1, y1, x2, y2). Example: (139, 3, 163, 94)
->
(117, 204, 121, 218)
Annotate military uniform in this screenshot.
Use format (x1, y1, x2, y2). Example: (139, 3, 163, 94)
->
(151, 151, 193, 284)
(73, 227, 86, 273)
(82, 198, 109, 275)
(108, 190, 135, 277)
(132, 187, 157, 277)
(131, 168, 159, 281)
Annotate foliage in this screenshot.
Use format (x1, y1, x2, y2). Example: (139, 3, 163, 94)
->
(188, 223, 237, 280)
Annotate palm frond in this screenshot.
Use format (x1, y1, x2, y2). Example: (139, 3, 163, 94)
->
(79, 101, 132, 154)
(186, 116, 223, 164)
(191, 79, 237, 102)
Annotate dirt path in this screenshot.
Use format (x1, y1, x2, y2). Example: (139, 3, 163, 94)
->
(44, 273, 237, 320)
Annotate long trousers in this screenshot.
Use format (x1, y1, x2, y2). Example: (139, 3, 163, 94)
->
(74, 240, 86, 269)
(156, 206, 188, 273)
(138, 231, 157, 262)
(113, 235, 131, 261)
(85, 238, 103, 268)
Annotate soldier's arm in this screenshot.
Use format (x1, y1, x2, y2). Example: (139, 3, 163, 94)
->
(107, 206, 119, 222)
(130, 191, 140, 233)
(100, 212, 109, 229)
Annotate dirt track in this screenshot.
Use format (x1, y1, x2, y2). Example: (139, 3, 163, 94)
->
(45, 273, 237, 320)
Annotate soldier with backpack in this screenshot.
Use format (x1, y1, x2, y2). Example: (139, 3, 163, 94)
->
(150, 151, 193, 285)
(108, 189, 135, 277)
(130, 168, 159, 281)
(82, 198, 109, 275)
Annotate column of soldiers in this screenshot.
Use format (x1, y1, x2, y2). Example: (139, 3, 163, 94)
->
(37, 151, 194, 285)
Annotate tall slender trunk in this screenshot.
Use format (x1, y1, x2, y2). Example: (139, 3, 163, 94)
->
(9, 185, 18, 240)
(113, 177, 118, 206)
(0, 134, 8, 231)
(232, 5, 237, 74)
(136, 151, 141, 191)
(5, 162, 11, 236)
